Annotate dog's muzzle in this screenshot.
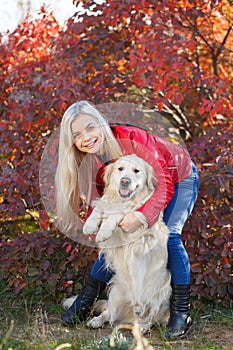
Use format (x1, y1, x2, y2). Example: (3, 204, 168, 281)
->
(119, 177, 133, 198)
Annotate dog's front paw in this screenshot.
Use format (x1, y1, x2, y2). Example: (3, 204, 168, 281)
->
(96, 229, 113, 243)
(83, 223, 97, 235)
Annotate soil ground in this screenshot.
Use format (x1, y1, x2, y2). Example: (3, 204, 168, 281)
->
(1, 306, 233, 350)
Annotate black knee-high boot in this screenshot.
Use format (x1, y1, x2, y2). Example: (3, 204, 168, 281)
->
(61, 275, 106, 326)
(165, 284, 192, 339)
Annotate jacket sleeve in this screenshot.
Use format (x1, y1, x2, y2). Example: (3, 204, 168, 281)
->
(127, 128, 175, 227)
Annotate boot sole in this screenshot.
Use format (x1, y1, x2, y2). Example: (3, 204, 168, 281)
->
(165, 321, 193, 340)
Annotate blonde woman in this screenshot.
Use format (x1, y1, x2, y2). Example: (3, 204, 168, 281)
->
(55, 101, 199, 339)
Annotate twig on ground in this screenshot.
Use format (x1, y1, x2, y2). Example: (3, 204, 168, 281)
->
(110, 322, 154, 350)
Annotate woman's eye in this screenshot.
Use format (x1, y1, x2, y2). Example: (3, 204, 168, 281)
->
(134, 168, 140, 173)
(73, 133, 80, 140)
(87, 125, 95, 131)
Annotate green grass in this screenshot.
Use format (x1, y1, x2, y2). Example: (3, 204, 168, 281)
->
(0, 279, 232, 350)
(1, 214, 40, 237)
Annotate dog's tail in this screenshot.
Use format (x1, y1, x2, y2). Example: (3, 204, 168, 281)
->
(62, 296, 77, 310)
(61, 296, 108, 314)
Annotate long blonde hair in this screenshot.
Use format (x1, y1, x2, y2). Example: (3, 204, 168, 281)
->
(55, 101, 123, 233)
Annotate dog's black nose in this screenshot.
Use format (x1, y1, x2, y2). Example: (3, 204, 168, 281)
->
(120, 177, 131, 187)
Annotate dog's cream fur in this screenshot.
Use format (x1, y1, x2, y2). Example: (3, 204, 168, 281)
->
(68, 155, 171, 332)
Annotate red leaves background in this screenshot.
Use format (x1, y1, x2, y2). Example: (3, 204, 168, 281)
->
(0, 0, 232, 302)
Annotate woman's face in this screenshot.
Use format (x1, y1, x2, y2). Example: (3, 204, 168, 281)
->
(71, 114, 105, 154)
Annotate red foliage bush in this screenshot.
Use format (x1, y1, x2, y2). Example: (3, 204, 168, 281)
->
(0, 229, 97, 297)
(184, 122, 233, 303)
(0, 2, 232, 303)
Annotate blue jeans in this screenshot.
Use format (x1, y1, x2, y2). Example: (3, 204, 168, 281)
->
(90, 163, 199, 285)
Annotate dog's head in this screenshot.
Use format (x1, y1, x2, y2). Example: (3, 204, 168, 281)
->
(103, 154, 157, 201)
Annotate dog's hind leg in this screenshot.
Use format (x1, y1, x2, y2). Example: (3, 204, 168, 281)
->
(86, 308, 110, 329)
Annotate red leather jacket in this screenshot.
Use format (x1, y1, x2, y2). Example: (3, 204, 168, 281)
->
(93, 125, 192, 227)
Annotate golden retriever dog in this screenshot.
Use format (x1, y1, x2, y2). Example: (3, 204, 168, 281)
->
(82, 154, 171, 333)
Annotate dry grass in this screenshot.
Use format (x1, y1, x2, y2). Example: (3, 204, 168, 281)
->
(0, 303, 233, 350)
(0, 281, 232, 350)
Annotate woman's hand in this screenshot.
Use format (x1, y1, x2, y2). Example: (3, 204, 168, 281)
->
(119, 212, 142, 233)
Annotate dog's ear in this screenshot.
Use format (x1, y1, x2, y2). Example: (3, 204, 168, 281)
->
(103, 162, 115, 187)
(146, 164, 157, 192)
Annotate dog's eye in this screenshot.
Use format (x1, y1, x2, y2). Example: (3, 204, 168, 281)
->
(134, 168, 140, 173)
(118, 167, 124, 171)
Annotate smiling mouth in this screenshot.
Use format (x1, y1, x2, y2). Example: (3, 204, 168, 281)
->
(84, 139, 97, 148)
(119, 188, 133, 198)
